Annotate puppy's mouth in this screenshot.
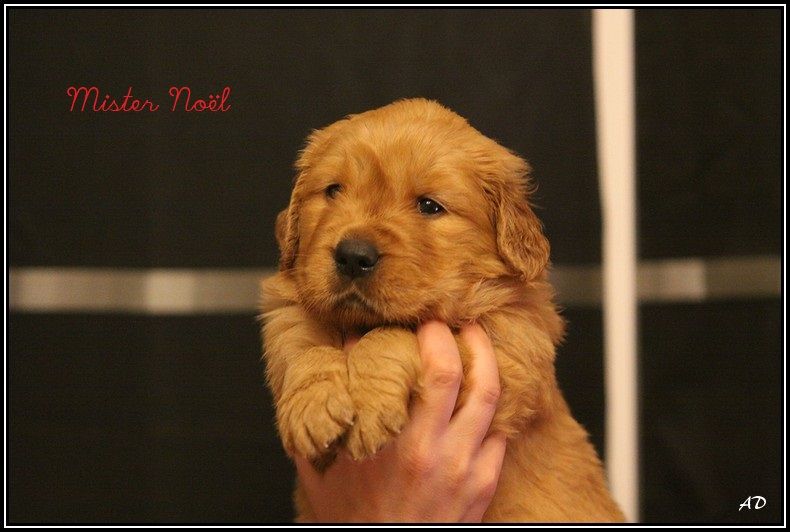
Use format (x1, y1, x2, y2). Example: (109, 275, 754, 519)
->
(327, 285, 420, 332)
(330, 287, 394, 329)
(335, 289, 376, 312)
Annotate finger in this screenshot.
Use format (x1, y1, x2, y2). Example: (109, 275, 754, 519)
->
(450, 323, 500, 449)
(407, 320, 463, 439)
(461, 432, 507, 522)
(294, 454, 322, 489)
(343, 332, 361, 352)
(295, 451, 357, 490)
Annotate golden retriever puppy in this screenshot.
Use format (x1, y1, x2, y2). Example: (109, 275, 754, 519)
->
(260, 98, 625, 522)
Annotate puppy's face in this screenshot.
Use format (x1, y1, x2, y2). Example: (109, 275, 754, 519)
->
(277, 99, 549, 329)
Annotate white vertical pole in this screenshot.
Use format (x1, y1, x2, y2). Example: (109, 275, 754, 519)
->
(592, 8, 639, 522)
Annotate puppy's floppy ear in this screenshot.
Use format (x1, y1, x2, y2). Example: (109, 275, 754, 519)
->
(276, 201, 300, 272)
(274, 207, 294, 269)
(479, 148, 550, 281)
(277, 122, 344, 272)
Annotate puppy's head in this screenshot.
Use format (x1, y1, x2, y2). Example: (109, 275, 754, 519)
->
(277, 99, 549, 329)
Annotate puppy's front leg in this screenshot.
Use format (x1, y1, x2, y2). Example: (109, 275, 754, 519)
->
(263, 305, 355, 462)
(344, 327, 421, 460)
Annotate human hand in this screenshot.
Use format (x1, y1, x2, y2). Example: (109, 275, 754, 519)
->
(294, 320, 506, 522)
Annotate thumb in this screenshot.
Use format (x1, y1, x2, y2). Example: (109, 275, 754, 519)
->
(343, 333, 362, 352)
(294, 454, 322, 487)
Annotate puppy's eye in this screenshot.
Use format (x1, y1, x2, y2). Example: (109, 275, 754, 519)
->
(417, 197, 446, 216)
(325, 184, 342, 199)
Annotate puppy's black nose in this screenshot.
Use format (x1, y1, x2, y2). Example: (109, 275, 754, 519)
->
(334, 239, 379, 279)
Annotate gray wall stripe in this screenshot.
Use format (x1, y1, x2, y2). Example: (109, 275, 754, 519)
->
(9, 256, 780, 314)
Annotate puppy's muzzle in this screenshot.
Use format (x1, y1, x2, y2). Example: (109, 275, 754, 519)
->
(334, 238, 379, 280)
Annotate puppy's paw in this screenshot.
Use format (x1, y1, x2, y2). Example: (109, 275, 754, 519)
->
(344, 327, 418, 460)
(345, 384, 409, 460)
(277, 367, 355, 460)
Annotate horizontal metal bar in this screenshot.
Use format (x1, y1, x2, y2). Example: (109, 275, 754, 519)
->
(8, 268, 265, 314)
(550, 255, 781, 306)
(8, 256, 781, 314)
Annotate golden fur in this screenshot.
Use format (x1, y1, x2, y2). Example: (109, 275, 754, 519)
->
(260, 98, 625, 522)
